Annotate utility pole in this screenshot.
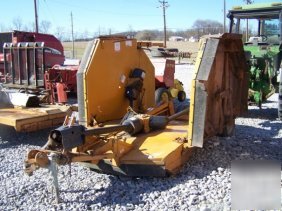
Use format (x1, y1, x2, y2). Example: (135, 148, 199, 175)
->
(223, 0, 226, 33)
(34, 0, 39, 33)
(71, 12, 75, 59)
(158, 1, 169, 48)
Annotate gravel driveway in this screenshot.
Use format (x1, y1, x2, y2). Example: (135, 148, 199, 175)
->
(0, 62, 281, 210)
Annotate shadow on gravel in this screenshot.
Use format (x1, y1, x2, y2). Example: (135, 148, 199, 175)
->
(241, 107, 279, 120)
(0, 125, 51, 149)
(61, 174, 191, 206)
(75, 132, 281, 207)
(58, 118, 281, 207)
(1, 98, 281, 208)
(52, 102, 282, 207)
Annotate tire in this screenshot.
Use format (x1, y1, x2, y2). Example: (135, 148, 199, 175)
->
(155, 87, 170, 105)
(151, 49, 165, 57)
(177, 90, 186, 102)
(166, 48, 179, 53)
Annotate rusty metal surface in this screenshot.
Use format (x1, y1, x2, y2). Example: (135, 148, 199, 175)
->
(189, 33, 249, 147)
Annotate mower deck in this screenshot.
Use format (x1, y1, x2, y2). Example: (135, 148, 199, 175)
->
(82, 119, 193, 177)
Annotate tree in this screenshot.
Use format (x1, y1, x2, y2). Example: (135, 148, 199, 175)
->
(192, 19, 223, 38)
(94, 26, 107, 37)
(243, 0, 254, 4)
(135, 30, 158, 41)
(0, 24, 6, 32)
(81, 29, 89, 39)
(40, 20, 51, 34)
(12, 16, 23, 30)
(127, 25, 135, 38)
(75, 29, 91, 41)
(22, 21, 35, 32)
(54, 26, 66, 41)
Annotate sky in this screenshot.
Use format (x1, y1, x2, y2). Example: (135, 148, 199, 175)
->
(0, 0, 279, 38)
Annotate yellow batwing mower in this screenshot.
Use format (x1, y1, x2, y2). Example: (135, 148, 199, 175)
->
(24, 34, 248, 200)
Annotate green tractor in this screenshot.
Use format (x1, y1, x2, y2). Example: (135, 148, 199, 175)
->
(227, 2, 282, 119)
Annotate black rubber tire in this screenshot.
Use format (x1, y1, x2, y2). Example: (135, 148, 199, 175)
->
(151, 49, 165, 57)
(155, 87, 170, 105)
(166, 48, 179, 53)
(177, 90, 186, 102)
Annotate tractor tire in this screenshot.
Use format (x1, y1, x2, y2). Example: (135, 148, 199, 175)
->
(279, 75, 282, 120)
(155, 87, 170, 105)
(177, 91, 186, 102)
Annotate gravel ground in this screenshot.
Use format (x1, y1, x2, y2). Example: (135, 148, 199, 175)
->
(0, 94, 281, 210)
(0, 60, 281, 210)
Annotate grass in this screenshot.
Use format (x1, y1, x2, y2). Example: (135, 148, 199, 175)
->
(63, 41, 89, 59)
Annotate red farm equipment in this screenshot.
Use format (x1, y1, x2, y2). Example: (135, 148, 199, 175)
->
(155, 59, 186, 104)
(0, 31, 78, 132)
(0, 30, 78, 104)
(0, 30, 64, 77)
(45, 64, 78, 104)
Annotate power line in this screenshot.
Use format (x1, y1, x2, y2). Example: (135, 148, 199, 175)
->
(51, 0, 159, 17)
(42, 0, 57, 25)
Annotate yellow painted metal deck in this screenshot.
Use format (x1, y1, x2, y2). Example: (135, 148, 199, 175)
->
(120, 119, 192, 173)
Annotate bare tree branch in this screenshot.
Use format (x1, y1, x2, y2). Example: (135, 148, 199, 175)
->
(12, 16, 23, 30)
(243, 0, 254, 4)
(54, 26, 66, 41)
(40, 20, 51, 34)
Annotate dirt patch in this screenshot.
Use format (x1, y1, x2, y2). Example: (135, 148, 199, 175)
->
(63, 40, 199, 63)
